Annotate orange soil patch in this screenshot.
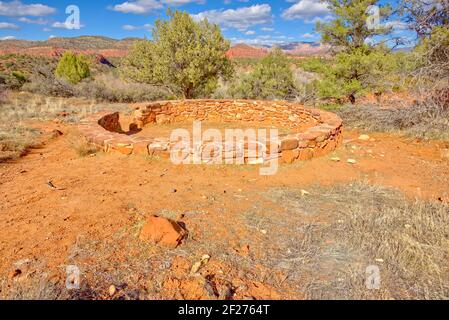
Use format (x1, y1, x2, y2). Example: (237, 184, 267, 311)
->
(0, 120, 448, 299)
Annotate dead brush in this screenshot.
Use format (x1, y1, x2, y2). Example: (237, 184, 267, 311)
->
(283, 182, 449, 299)
(336, 103, 449, 141)
(68, 134, 100, 157)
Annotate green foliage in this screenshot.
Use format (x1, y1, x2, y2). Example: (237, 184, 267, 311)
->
(55, 52, 91, 84)
(11, 71, 27, 84)
(229, 48, 297, 100)
(311, 0, 400, 103)
(121, 10, 233, 99)
(307, 46, 400, 102)
(317, 0, 393, 50)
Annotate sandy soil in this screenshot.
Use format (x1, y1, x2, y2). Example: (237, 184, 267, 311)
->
(0, 120, 448, 299)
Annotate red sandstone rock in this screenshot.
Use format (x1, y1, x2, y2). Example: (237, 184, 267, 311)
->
(133, 142, 150, 155)
(282, 149, 299, 164)
(281, 138, 299, 151)
(139, 215, 186, 248)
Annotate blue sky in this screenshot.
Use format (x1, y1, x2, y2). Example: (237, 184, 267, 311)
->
(0, 0, 412, 45)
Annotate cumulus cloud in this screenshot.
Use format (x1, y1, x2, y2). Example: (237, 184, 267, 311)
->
(111, 0, 204, 14)
(122, 23, 152, 31)
(0, 35, 15, 40)
(18, 17, 48, 24)
(0, 0, 55, 16)
(52, 21, 84, 29)
(111, 0, 162, 14)
(282, 0, 331, 22)
(192, 4, 273, 31)
(161, 0, 205, 5)
(0, 21, 19, 29)
(230, 34, 291, 46)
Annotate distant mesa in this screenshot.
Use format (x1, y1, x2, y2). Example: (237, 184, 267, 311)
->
(0, 36, 331, 59)
(226, 44, 268, 59)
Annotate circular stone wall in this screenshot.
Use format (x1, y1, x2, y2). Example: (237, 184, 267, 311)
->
(77, 100, 343, 164)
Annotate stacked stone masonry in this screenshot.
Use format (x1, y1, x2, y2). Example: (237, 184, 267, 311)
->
(77, 100, 343, 164)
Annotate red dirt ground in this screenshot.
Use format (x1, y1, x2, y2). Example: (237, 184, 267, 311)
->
(0, 120, 448, 299)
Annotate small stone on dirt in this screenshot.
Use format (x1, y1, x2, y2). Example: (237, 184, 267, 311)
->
(301, 189, 310, 196)
(190, 261, 203, 275)
(358, 134, 370, 141)
(331, 157, 341, 162)
(108, 285, 116, 296)
(201, 254, 211, 263)
(347, 159, 357, 164)
(139, 215, 186, 248)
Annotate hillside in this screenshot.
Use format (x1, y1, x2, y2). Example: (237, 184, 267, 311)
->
(0, 36, 331, 59)
(226, 43, 268, 58)
(0, 36, 135, 58)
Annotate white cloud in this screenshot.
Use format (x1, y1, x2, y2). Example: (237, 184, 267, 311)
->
(0, 35, 15, 40)
(245, 30, 255, 35)
(0, 0, 56, 16)
(52, 21, 84, 29)
(18, 17, 48, 25)
(0, 21, 18, 29)
(302, 32, 316, 38)
(111, 0, 162, 14)
(122, 23, 152, 31)
(161, 0, 205, 5)
(192, 4, 273, 31)
(386, 20, 408, 31)
(261, 27, 274, 32)
(282, 0, 331, 22)
(230, 34, 291, 46)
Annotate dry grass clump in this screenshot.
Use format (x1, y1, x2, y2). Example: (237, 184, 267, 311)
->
(336, 103, 449, 141)
(0, 125, 39, 162)
(0, 276, 65, 300)
(267, 182, 449, 299)
(68, 134, 100, 157)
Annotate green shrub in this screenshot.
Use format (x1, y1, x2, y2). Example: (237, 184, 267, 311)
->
(121, 9, 233, 99)
(229, 48, 297, 100)
(55, 52, 91, 84)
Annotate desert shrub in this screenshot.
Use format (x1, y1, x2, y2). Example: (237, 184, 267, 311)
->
(121, 9, 233, 98)
(336, 103, 449, 140)
(55, 52, 91, 84)
(228, 48, 297, 100)
(75, 73, 173, 103)
(23, 64, 75, 97)
(413, 26, 449, 107)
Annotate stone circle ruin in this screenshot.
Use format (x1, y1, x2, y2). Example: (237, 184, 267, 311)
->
(77, 100, 343, 164)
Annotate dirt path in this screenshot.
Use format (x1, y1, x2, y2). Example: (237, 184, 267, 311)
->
(0, 121, 448, 298)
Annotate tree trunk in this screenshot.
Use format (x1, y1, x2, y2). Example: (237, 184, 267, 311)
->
(183, 86, 194, 99)
(348, 94, 356, 104)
